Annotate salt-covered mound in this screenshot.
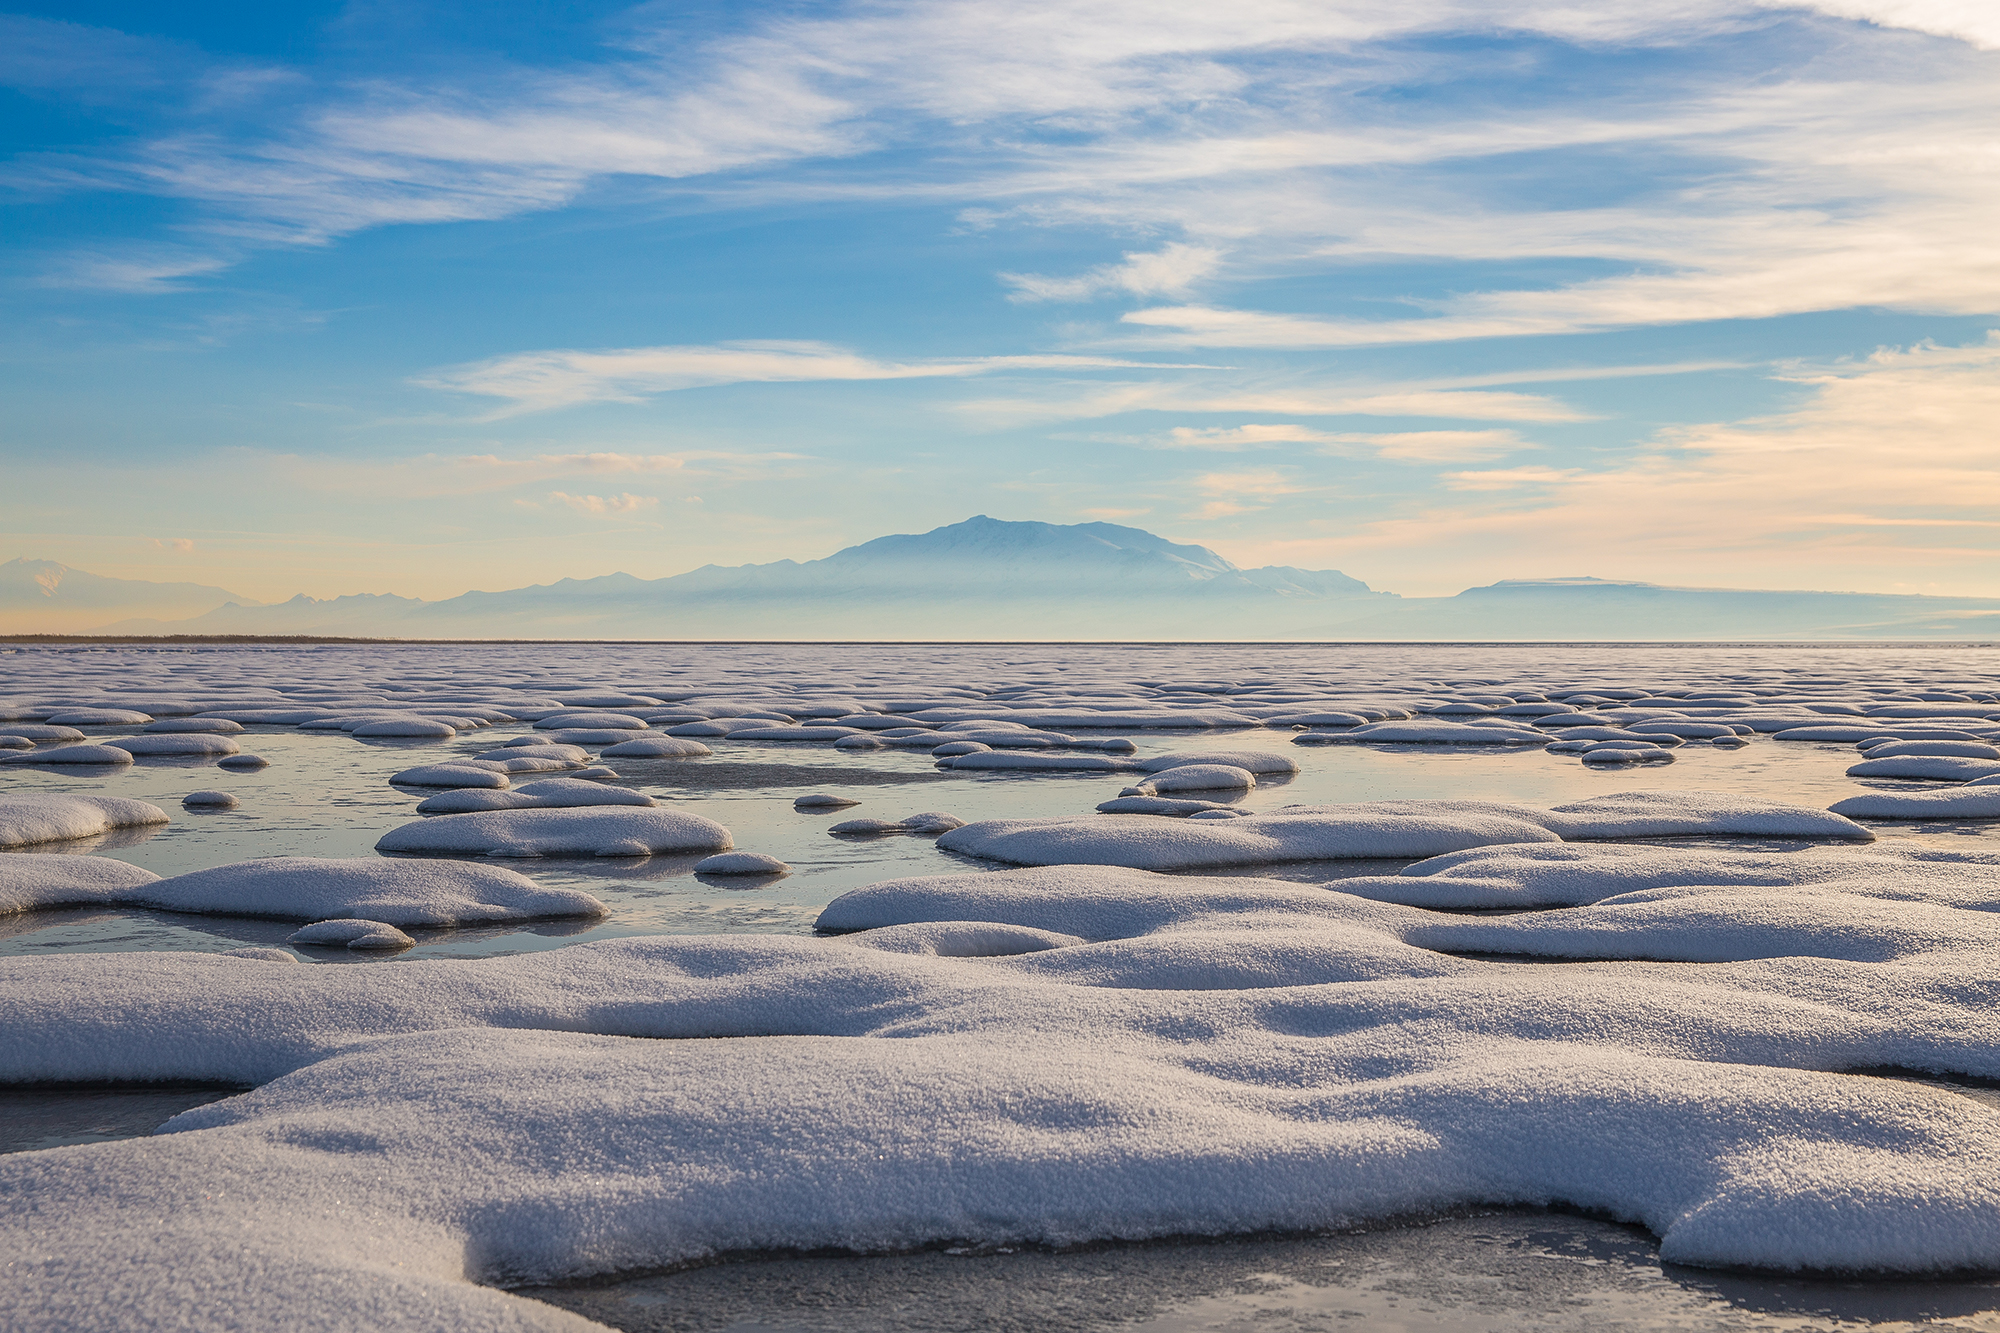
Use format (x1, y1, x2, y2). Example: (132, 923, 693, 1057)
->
(941, 794, 1868, 870)
(415, 779, 657, 814)
(391, 761, 511, 788)
(1830, 788, 2000, 819)
(937, 805, 1562, 869)
(1320, 720, 1546, 744)
(693, 851, 791, 875)
(938, 752, 1138, 773)
(0, 794, 169, 848)
(1138, 750, 1301, 775)
(720, 725, 862, 741)
(17, 855, 2000, 1328)
(182, 790, 238, 809)
(144, 717, 244, 734)
(376, 807, 732, 858)
(352, 718, 456, 738)
(1, 743, 135, 766)
(1124, 764, 1257, 793)
(1847, 756, 2000, 781)
(533, 711, 647, 731)
(600, 736, 712, 758)
(829, 812, 967, 835)
(288, 919, 415, 951)
(136, 857, 605, 925)
(44, 708, 150, 725)
(0, 853, 161, 913)
(842, 920, 1084, 956)
(105, 733, 242, 757)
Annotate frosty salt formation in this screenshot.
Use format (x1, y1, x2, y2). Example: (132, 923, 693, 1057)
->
(2, 743, 135, 766)
(0, 853, 160, 913)
(376, 807, 732, 858)
(288, 919, 415, 951)
(795, 793, 860, 809)
(130, 857, 605, 925)
(181, 790, 239, 810)
(693, 851, 792, 875)
(0, 793, 168, 848)
(414, 778, 656, 814)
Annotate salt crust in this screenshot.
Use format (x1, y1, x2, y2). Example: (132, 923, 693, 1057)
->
(1, 743, 135, 766)
(105, 733, 242, 757)
(1830, 788, 2000, 819)
(1846, 756, 2000, 781)
(939, 793, 1869, 870)
(600, 737, 713, 758)
(376, 807, 732, 858)
(288, 919, 415, 950)
(0, 852, 160, 913)
(0, 793, 168, 849)
(693, 852, 791, 875)
(416, 779, 657, 814)
(13, 856, 2000, 1331)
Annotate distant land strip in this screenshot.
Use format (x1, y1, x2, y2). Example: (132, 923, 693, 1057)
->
(3, 635, 1996, 649)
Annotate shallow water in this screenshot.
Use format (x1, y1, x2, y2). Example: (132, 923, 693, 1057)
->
(3, 653, 1996, 959)
(523, 1212, 2000, 1332)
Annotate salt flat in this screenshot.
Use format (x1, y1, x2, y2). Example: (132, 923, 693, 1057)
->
(4, 641, 2000, 1331)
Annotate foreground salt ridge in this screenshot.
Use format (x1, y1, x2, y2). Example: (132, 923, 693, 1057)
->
(11, 857, 2000, 1332)
(0, 855, 605, 924)
(938, 791, 1872, 870)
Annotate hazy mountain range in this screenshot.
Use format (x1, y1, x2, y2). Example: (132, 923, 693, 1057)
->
(6, 517, 1997, 640)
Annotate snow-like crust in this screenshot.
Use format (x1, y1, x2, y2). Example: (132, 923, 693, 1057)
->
(0, 793, 168, 848)
(14, 854, 2000, 1330)
(105, 733, 242, 756)
(0, 852, 161, 913)
(1, 743, 135, 766)
(1831, 788, 2000, 819)
(938, 793, 1867, 869)
(135, 857, 607, 924)
(375, 807, 732, 857)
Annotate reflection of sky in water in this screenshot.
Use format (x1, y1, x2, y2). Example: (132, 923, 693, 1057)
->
(5, 714, 1998, 963)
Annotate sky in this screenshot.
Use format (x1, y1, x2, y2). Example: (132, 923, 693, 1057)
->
(3, 0, 1998, 602)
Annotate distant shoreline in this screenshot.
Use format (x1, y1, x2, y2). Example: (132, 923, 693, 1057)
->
(3, 635, 1996, 649)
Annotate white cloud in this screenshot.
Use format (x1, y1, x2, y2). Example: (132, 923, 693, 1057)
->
(547, 491, 660, 515)
(1001, 243, 1222, 302)
(956, 380, 1591, 427)
(417, 341, 1220, 413)
(1159, 424, 1527, 461)
(1236, 334, 2000, 595)
(146, 537, 197, 552)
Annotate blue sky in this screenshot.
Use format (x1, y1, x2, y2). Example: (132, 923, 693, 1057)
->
(3, 0, 1997, 603)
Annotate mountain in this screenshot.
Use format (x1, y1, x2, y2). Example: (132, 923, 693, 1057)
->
(1311, 577, 2000, 641)
(0, 558, 255, 634)
(47, 522, 2000, 640)
(83, 517, 1389, 639)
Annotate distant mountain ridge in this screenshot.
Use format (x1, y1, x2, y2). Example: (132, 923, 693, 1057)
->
(0, 558, 257, 634)
(11, 517, 1998, 640)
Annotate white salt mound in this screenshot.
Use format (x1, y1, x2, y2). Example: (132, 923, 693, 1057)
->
(376, 808, 732, 858)
(44, 709, 151, 725)
(844, 921, 1084, 956)
(140, 857, 605, 925)
(0, 853, 161, 914)
(1139, 751, 1300, 776)
(181, 791, 239, 810)
(0, 735, 32, 750)
(217, 754, 270, 770)
(795, 794, 860, 809)
(287, 919, 415, 951)
(2, 744, 135, 766)
(1847, 756, 2000, 781)
(144, 718, 244, 734)
(352, 719, 456, 738)
(391, 762, 511, 789)
(694, 852, 791, 875)
(600, 737, 713, 758)
(415, 779, 656, 815)
(1829, 789, 2000, 819)
(1129, 764, 1257, 794)
(106, 734, 242, 757)
(0, 794, 168, 848)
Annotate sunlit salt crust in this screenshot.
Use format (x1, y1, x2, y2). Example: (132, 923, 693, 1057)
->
(7, 644, 2000, 1328)
(0, 793, 169, 848)
(376, 807, 733, 857)
(939, 793, 1868, 870)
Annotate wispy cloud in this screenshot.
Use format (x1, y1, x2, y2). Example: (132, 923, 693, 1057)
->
(955, 380, 1591, 427)
(1001, 243, 1222, 303)
(1160, 424, 1528, 461)
(1235, 334, 2000, 595)
(546, 491, 660, 515)
(417, 341, 1221, 414)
